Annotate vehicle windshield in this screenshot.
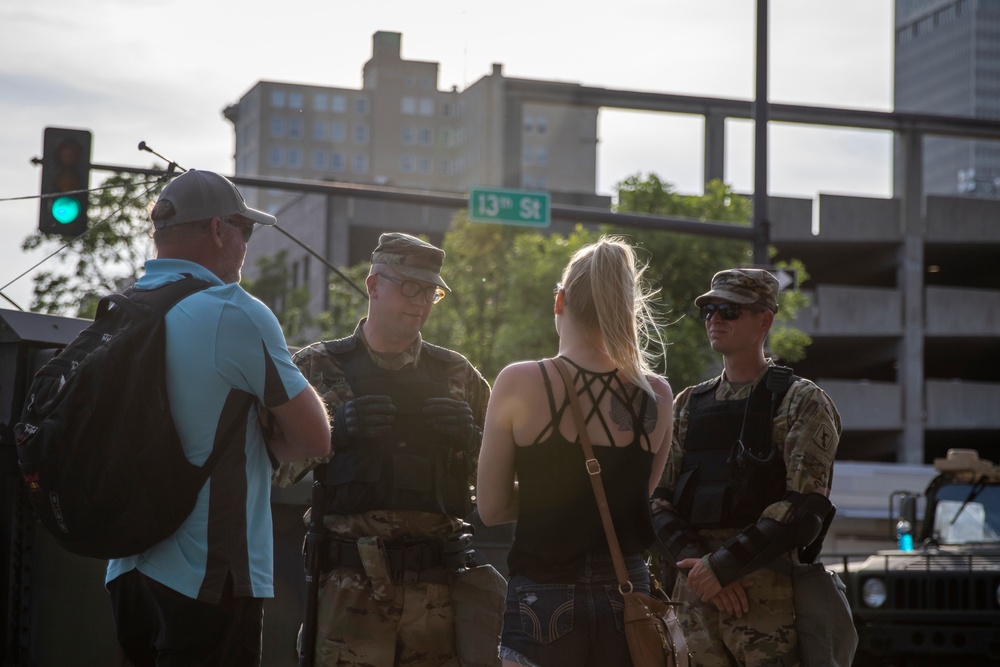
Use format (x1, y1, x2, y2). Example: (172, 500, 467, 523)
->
(931, 482, 1000, 544)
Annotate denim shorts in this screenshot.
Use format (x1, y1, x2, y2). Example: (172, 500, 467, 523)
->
(498, 551, 650, 667)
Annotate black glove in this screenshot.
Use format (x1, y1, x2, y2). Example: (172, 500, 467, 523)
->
(332, 395, 396, 449)
(422, 397, 478, 450)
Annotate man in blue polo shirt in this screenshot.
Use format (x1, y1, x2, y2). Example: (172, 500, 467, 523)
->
(105, 169, 331, 667)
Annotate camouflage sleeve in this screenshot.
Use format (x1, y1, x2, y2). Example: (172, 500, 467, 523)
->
(761, 378, 842, 522)
(652, 385, 693, 510)
(271, 342, 347, 488)
(444, 353, 491, 484)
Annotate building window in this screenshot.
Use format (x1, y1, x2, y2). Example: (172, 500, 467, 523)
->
(288, 118, 304, 139)
(536, 146, 548, 166)
(268, 146, 284, 167)
(330, 121, 347, 143)
(312, 150, 327, 171)
(330, 152, 345, 172)
(289, 92, 304, 110)
(523, 146, 534, 165)
(400, 155, 415, 173)
(404, 76, 416, 89)
(418, 128, 433, 146)
(537, 115, 548, 135)
(287, 148, 303, 169)
(402, 96, 417, 115)
(524, 115, 533, 134)
(418, 98, 434, 116)
(420, 78, 434, 90)
(271, 90, 285, 108)
(314, 94, 328, 112)
(401, 126, 415, 145)
(352, 154, 369, 174)
(418, 156, 432, 174)
(355, 97, 369, 115)
(354, 124, 369, 145)
(331, 95, 347, 113)
(313, 120, 328, 141)
(270, 116, 285, 138)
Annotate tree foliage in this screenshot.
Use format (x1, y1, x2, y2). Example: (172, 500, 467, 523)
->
(21, 170, 812, 388)
(421, 217, 595, 380)
(422, 173, 811, 388)
(607, 174, 753, 389)
(21, 171, 164, 317)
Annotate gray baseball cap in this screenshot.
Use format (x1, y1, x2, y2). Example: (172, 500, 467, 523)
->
(154, 169, 276, 229)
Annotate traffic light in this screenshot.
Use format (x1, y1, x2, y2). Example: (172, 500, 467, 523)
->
(38, 127, 92, 237)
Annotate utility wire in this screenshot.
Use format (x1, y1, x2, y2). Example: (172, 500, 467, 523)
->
(3, 164, 368, 307)
(0, 181, 139, 204)
(270, 225, 368, 299)
(0, 178, 163, 310)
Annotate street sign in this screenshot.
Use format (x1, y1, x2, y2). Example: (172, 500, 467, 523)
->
(772, 268, 797, 291)
(468, 187, 550, 227)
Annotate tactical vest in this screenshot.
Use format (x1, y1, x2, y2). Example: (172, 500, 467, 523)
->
(672, 367, 796, 529)
(323, 338, 473, 518)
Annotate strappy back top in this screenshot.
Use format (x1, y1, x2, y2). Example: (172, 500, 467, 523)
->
(507, 357, 657, 582)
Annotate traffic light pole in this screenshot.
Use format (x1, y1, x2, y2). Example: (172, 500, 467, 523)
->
(752, 0, 771, 266)
(88, 163, 756, 242)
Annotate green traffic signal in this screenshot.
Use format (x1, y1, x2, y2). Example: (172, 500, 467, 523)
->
(38, 127, 92, 237)
(51, 196, 81, 225)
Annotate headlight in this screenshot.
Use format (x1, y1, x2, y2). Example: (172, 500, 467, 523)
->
(863, 577, 887, 608)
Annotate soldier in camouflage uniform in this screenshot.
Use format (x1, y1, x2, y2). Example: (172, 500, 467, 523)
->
(274, 233, 491, 667)
(650, 269, 842, 667)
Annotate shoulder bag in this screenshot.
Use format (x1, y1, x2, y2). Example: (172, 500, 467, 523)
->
(768, 558, 858, 667)
(551, 357, 690, 667)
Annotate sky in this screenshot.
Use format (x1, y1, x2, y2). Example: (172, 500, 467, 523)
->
(0, 0, 895, 312)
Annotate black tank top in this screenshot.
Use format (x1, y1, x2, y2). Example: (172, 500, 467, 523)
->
(507, 358, 656, 582)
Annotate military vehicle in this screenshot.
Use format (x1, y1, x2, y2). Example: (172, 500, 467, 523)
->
(840, 449, 1000, 667)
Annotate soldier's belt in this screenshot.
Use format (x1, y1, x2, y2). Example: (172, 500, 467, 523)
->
(324, 536, 475, 579)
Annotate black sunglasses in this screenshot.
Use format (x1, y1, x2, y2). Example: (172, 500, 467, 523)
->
(223, 216, 254, 242)
(699, 303, 764, 321)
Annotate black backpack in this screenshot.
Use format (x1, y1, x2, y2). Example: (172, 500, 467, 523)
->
(14, 276, 219, 559)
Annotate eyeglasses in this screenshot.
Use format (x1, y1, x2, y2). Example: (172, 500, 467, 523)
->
(699, 302, 764, 321)
(223, 216, 254, 242)
(377, 272, 446, 304)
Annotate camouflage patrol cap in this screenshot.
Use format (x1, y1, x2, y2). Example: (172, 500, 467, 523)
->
(695, 268, 779, 313)
(371, 232, 450, 291)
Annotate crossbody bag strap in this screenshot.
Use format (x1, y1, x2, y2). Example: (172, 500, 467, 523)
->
(551, 357, 633, 591)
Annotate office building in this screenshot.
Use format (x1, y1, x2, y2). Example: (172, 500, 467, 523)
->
(894, 0, 1000, 196)
(223, 27, 1000, 467)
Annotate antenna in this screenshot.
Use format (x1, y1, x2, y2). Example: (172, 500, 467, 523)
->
(138, 142, 186, 181)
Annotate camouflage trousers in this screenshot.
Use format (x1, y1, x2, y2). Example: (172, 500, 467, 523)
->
(673, 564, 800, 667)
(301, 566, 460, 667)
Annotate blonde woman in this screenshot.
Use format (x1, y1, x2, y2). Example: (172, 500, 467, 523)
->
(477, 236, 673, 667)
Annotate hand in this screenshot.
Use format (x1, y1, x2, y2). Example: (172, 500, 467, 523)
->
(677, 557, 723, 602)
(422, 397, 477, 448)
(708, 579, 753, 618)
(332, 395, 395, 448)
